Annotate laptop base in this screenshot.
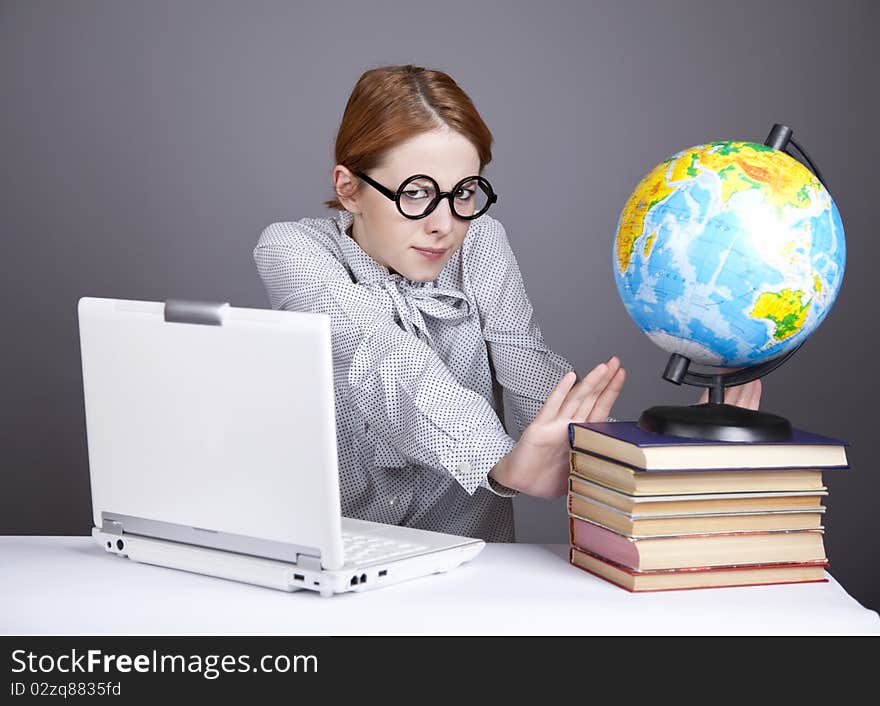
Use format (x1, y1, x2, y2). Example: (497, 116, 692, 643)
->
(92, 527, 482, 597)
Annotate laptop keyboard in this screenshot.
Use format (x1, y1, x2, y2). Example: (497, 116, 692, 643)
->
(342, 530, 429, 565)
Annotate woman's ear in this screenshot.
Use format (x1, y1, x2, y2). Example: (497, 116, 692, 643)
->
(333, 165, 362, 214)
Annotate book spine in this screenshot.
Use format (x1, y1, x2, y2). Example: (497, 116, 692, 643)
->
(571, 446, 848, 474)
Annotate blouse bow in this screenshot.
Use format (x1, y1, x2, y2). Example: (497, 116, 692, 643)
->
(373, 278, 471, 346)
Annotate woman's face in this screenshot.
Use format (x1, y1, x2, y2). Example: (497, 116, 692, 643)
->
(335, 128, 481, 283)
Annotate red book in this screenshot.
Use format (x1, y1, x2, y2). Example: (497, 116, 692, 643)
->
(569, 515, 826, 571)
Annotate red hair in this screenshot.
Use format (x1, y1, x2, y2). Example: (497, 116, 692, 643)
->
(325, 64, 494, 210)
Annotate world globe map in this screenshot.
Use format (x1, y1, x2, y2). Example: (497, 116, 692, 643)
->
(613, 141, 846, 368)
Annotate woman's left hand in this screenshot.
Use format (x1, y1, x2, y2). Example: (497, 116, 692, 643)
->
(697, 377, 762, 410)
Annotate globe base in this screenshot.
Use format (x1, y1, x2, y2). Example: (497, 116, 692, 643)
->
(638, 403, 793, 442)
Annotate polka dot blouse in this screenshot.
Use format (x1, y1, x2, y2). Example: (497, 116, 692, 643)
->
(253, 210, 574, 542)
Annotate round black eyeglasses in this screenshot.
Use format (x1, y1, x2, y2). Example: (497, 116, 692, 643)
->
(355, 172, 498, 220)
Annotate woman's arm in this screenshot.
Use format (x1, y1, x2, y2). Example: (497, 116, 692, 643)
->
(253, 220, 517, 497)
(464, 216, 577, 439)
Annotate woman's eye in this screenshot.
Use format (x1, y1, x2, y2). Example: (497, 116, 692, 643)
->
(455, 188, 475, 200)
(403, 189, 429, 200)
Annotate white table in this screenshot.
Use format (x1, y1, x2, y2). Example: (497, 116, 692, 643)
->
(2, 537, 878, 636)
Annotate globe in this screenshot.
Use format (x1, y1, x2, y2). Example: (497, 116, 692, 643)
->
(613, 141, 846, 368)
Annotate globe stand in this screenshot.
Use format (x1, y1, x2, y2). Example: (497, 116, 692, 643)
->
(637, 123, 830, 443)
(638, 352, 797, 442)
(639, 403, 792, 442)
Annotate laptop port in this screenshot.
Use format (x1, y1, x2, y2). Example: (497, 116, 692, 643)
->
(360, 573, 367, 584)
(116, 539, 124, 551)
(350, 575, 358, 586)
(293, 574, 304, 582)
(379, 570, 387, 577)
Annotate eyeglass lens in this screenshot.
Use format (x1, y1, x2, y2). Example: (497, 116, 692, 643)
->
(398, 176, 492, 219)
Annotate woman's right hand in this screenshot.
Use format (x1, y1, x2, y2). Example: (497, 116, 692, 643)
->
(489, 357, 626, 499)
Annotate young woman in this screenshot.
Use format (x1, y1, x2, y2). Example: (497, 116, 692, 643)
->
(253, 65, 761, 542)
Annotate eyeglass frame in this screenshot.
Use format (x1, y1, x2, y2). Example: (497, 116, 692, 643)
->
(354, 171, 499, 221)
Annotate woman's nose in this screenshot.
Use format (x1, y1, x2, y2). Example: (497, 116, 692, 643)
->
(424, 196, 455, 234)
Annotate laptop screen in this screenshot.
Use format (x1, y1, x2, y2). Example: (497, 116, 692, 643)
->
(78, 297, 345, 570)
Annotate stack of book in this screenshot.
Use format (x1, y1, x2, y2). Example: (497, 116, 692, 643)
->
(566, 421, 850, 592)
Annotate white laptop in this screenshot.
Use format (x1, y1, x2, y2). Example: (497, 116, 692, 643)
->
(77, 296, 484, 596)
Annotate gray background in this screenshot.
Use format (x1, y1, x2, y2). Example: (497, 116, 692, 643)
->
(2, 0, 877, 611)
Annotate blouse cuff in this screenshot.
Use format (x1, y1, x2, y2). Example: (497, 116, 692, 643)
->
(437, 423, 517, 498)
(483, 472, 519, 498)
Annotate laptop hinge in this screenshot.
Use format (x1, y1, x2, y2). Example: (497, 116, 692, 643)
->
(164, 299, 229, 326)
(101, 512, 322, 566)
(296, 554, 322, 571)
(103, 519, 124, 535)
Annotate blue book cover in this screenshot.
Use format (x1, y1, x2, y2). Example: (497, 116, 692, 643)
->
(568, 422, 850, 472)
(569, 421, 849, 449)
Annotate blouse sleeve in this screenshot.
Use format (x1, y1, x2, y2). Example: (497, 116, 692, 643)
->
(465, 217, 575, 441)
(253, 221, 517, 498)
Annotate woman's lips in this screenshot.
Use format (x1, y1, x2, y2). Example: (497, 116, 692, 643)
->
(413, 247, 447, 260)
